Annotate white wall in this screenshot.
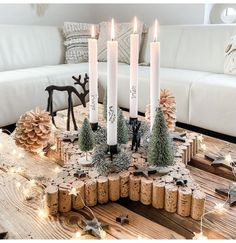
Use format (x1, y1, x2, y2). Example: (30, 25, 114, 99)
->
(89, 4, 205, 25)
(0, 3, 205, 27)
(0, 4, 94, 26)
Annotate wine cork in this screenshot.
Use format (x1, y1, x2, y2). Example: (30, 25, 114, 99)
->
(165, 184, 178, 213)
(140, 177, 153, 205)
(191, 190, 206, 220)
(120, 171, 130, 198)
(152, 180, 165, 209)
(129, 175, 141, 201)
(58, 183, 72, 213)
(177, 187, 192, 217)
(180, 145, 188, 164)
(185, 141, 191, 162)
(108, 174, 120, 201)
(97, 176, 109, 204)
(52, 177, 64, 186)
(45, 185, 58, 215)
(72, 180, 85, 210)
(64, 175, 77, 184)
(85, 179, 97, 206)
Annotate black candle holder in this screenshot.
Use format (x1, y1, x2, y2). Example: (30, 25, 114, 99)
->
(90, 122, 98, 131)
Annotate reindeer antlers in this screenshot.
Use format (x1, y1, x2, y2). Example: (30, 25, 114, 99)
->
(72, 73, 89, 107)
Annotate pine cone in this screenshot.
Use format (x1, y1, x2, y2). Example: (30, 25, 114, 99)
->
(145, 89, 177, 131)
(15, 108, 52, 153)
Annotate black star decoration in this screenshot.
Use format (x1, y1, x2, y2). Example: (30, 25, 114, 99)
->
(0, 232, 8, 239)
(175, 177, 188, 187)
(204, 153, 235, 171)
(169, 132, 186, 143)
(63, 133, 79, 143)
(133, 165, 157, 178)
(82, 218, 109, 238)
(215, 183, 236, 207)
(116, 214, 129, 225)
(74, 168, 88, 178)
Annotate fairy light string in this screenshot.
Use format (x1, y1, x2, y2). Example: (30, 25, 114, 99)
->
(195, 135, 236, 240)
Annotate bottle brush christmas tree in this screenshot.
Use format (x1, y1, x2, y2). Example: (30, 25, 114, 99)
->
(79, 118, 95, 161)
(117, 108, 129, 145)
(148, 106, 174, 167)
(103, 89, 107, 121)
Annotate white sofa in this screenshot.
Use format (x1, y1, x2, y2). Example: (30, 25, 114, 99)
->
(0, 24, 236, 137)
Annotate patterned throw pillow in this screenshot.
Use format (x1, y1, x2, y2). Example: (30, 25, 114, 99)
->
(97, 21, 144, 64)
(63, 22, 98, 64)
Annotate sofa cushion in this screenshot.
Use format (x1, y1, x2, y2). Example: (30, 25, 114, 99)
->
(0, 25, 64, 72)
(0, 63, 89, 127)
(190, 73, 236, 137)
(63, 22, 98, 64)
(97, 21, 143, 64)
(140, 25, 236, 73)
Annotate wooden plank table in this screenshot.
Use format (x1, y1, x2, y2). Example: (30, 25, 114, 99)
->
(0, 103, 236, 239)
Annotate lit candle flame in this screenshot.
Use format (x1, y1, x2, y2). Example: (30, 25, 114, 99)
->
(154, 19, 159, 42)
(91, 25, 95, 38)
(134, 16, 137, 34)
(111, 18, 115, 41)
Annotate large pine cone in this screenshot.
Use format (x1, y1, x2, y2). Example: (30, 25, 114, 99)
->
(145, 89, 177, 131)
(15, 108, 52, 153)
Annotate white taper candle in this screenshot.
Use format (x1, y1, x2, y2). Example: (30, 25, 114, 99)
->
(107, 19, 118, 146)
(88, 25, 98, 125)
(150, 19, 160, 129)
(130, 17, 139, 119)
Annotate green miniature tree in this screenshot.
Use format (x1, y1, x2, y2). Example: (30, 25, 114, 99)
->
(148, 106, 174, 167)
(117, 108, 129, 145)
(103, 89, 107, 121)
(79, 118, 95, 161)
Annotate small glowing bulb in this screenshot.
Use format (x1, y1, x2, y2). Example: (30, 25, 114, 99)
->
(54, 167, 60, 173)
(37, 208, 48, 219)
(0, 128, 2, 133)
(75, 231, 81, 239)
(16, 167, 23, 173)
(29, 179, 36, 187)
(200, 144, 207, 152)
(9, 167, 16, 174)
(193, 232, 208, 240)
(51, 144, 57, 151)
(15, 181, 21, 189)
(69, 187, 77, 196)
(214, 203, 226, 213)
(100, 229, 106, 239)
(137, 235, 143, 240)
(197, 134, 204, 143)
(63, 117, 67, 123)
(12, 149, 17, 156)
(0, 143, 3, 150)
(38, 150, 45, 158)
(225, 154, 233, 165)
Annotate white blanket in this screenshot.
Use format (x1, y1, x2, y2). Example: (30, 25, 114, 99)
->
(224, 35, 236, 75)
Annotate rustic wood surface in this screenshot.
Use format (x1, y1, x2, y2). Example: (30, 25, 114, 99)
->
(0, 103, 235, 239)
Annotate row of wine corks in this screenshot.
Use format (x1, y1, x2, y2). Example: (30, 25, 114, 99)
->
(45, 171, 205, 220)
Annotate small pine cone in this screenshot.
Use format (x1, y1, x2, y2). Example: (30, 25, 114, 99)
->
(15, 108, 52, 153)
(145, 89, 177, 131)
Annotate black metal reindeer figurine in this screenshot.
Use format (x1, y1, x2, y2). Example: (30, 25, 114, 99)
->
(131, 120, 141, 152)
(45, 74, 89, 131)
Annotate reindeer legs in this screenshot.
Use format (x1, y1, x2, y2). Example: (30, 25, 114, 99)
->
(67, 93, 71, 131)
(70, 96, 78, 130)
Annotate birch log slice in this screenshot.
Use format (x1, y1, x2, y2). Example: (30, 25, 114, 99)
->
(72, 180, 85, 210)
(164, 184, 178, 213)
(152, 180, 165, 209)
(119, 171, 130, 198)
(191, 190, 206, 220)
(108, 174, 120, 201)
(140, 177, 153, 205)
(85, 179, 97, 206)
(45, 185, 58, 215)
(129, 175, 141, 201)
(58, 183, 72, 213)
(177, 187, 192, 217)
(97, 176, 109, 204)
